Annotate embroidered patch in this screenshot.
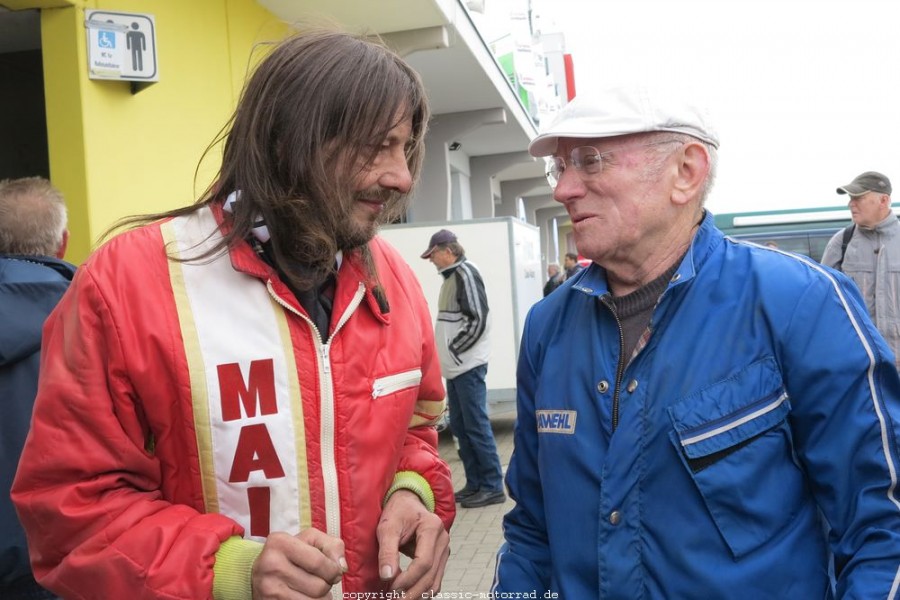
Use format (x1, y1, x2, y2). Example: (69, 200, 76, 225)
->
(536, 410, 577, 434)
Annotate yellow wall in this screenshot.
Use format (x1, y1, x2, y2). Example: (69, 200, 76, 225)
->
(2, 1, 74, 8)
(36, 0, 290, 263)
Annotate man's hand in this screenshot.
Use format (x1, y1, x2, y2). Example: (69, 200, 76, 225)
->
(252, 528, 347, 599)
(377, 489, 451, 598)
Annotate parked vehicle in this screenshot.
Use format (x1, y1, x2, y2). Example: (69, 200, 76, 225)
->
(714, 206, 857, 262)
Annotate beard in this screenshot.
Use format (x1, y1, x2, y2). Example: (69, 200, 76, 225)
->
(334, 185, 403, 250)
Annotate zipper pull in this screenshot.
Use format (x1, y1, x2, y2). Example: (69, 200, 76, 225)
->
(321, 343, 331, 375)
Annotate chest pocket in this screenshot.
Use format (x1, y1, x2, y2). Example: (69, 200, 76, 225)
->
(667, 357, 806, 559)
(842, 240, 876, 273)
(372, 369, 422, 399)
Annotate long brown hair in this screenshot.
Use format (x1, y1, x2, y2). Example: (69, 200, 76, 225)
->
(114, 26, 429, 289)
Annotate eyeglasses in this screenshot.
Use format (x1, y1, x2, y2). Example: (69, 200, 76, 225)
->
(545, 139, 684, 188)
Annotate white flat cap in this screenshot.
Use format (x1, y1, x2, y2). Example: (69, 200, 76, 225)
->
(528, 83, 719, 157)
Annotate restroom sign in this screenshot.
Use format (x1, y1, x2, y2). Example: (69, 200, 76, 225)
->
(85, 10, 158, 81)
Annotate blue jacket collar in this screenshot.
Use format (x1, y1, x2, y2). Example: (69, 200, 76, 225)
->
(570, 210, 723, 298)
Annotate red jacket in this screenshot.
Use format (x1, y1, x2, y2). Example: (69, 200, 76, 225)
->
(12, 204, 454, 598)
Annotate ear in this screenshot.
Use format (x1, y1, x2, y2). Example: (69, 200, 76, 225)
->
(55, 229, 69, 259)
(671, 142, 710, 207)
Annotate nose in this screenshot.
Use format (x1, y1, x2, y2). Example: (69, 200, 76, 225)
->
(552, 168, 586, 205)
(379, 151, 413, 194)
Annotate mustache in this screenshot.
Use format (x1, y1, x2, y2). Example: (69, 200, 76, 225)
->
(354, 186, 400, 204)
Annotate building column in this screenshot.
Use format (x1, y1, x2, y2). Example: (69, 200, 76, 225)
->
(496, 177, 545, 219)
(409, 108, 506, 222)
(469, 151, 535, 218)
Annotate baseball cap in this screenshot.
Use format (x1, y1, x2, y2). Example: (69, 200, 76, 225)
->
(836, 171, 892, 196)
(421, 229, 457, 259)
(528, 83, 719, 157)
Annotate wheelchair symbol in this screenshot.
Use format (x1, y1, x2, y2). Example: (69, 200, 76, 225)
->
(98, 30, 115, 49)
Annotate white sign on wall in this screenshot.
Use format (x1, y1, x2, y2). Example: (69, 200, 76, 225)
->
(85, 10, 158, 82)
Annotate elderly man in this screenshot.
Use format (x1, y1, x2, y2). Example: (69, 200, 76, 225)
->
(422, 229, 505, 509)
(542, 263, 563, 297)
(494, 86, 900, 598)
(13, 28, 453, 599)
(0, 177, 74, 600)
(820, 171, 900, 369)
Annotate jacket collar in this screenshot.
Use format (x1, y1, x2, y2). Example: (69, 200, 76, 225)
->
(438, 257, 465, 279)
(570, 210, 723, 298)
(868, 212, 900, 234)
(210, 201, 390, 324)
(0, 254, 76, 281)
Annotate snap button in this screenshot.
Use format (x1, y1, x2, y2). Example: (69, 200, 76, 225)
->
(597, 380, 609, 393)
(626, 379, 638, 393)
(609, 510, 621, 526)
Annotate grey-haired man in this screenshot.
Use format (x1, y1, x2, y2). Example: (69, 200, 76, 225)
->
(422, 229, 505, 509)
(821, 171, 900, 369)
(494, 86, 900, 598)
(0, 176, 73, 600)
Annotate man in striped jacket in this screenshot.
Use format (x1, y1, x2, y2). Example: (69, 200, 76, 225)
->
(422, 229, 505, 509)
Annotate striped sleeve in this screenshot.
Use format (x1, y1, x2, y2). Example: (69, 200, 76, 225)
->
(449, 262, 489, 355)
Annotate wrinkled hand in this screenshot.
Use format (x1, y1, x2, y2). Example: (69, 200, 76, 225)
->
(252, 529, 347, 599)
(377, 489, 451, 598)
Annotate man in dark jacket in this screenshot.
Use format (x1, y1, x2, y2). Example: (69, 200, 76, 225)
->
(0, 177, 74, 600)
(542, 263, 564, 297)
(563, 252, 584, 279)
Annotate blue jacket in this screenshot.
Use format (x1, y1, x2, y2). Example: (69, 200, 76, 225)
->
(496, 212, 900, 599)
(0, 255, 75, 585)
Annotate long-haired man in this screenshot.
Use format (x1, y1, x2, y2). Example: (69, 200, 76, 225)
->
(13, 28, 454, 599)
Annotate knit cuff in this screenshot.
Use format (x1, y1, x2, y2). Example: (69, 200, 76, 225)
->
(383, 471, 435, 512)
(212, 536, 264, 600)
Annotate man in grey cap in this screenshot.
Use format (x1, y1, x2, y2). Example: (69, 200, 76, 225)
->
(422, 229, 505, 509)
(494, 85, 900, 598)
(820, 171, 900, 369)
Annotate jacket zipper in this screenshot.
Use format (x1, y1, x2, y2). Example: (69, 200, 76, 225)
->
(266, 279, 366, 595)
(372, 369, 423, 399)
(600, 294, 627, 432)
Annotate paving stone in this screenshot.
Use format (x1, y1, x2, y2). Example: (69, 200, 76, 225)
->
(438, 412, 516, 594)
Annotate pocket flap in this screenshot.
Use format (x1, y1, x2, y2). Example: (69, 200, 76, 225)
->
(668, 357, 790, 460)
